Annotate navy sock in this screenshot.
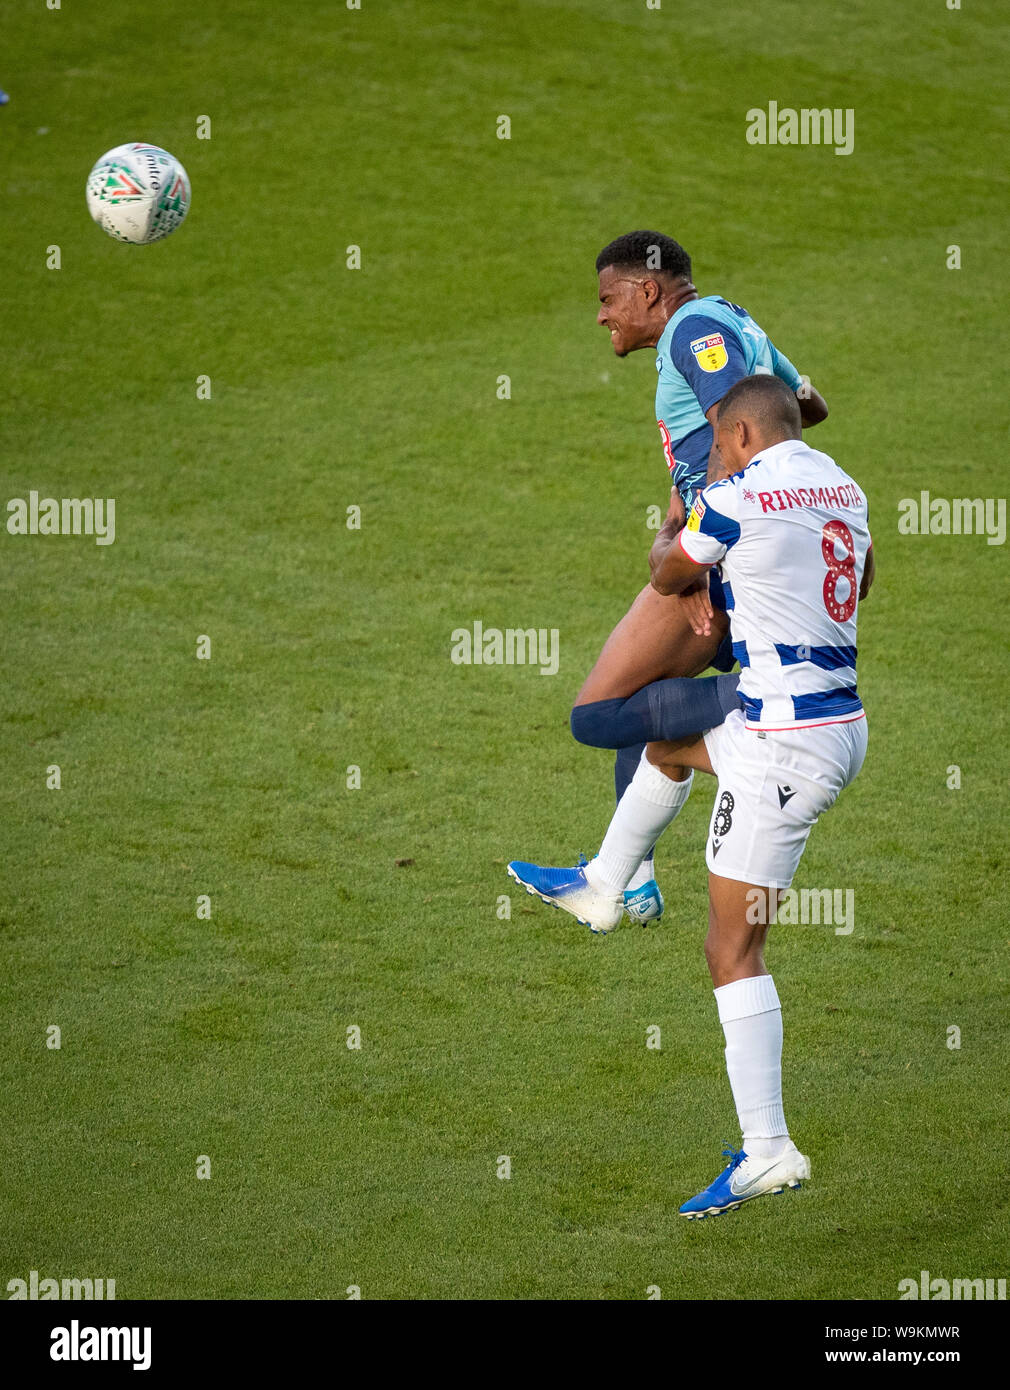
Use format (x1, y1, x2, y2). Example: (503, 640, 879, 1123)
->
(571, 674, 742, 751)
(615, 743, 645, 801)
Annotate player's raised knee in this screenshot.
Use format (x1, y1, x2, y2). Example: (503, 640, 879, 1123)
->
(570, 698, 625, 748)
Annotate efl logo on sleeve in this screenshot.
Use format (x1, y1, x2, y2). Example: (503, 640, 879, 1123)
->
(687, 497, 706, 531)
(690, 333, 728, 372)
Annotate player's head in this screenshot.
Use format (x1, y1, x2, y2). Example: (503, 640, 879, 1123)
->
(595, 231, 694, 356)
(715, 374, 802, 471)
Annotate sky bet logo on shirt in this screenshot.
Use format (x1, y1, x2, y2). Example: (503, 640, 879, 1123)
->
(690, 333, 728, 372)
(687, 497, 706, 532)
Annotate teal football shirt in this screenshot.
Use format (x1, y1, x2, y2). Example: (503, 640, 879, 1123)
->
(655, 295, 803, 507)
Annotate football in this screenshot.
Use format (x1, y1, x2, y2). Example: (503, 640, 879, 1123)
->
(86, 142, 190, 244)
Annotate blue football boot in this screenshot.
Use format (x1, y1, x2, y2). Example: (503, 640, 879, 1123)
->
(623, 878, 664, 924)
(679, 1144, 810, 1219)
(506, 855, 624, 934)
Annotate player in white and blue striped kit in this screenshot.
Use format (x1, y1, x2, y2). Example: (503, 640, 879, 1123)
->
(511, 376, 874, 1217)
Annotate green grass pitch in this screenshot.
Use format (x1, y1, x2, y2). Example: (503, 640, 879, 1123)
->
(1, 0, 1007, 1300)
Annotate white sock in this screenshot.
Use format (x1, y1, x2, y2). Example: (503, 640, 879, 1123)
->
(626, 855, 656, 892)
(586, 754, 693, 894)
(714, 975, 790, 1158)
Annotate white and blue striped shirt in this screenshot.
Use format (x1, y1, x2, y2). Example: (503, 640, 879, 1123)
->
(679, 439, 871, 730)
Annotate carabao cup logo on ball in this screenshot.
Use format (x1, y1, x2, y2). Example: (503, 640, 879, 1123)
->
(86, 142, 191, 244)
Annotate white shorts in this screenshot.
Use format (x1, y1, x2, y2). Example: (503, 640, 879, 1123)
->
(702, 708, 867, 888)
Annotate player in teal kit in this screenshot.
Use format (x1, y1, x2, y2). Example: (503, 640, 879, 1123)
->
(562, 232, 829, 925)
(654, 294, 813, 510)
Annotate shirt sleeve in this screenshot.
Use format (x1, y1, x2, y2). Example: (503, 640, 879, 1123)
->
(669, 313, 749, 415)
(679, 482, 741, 565)
(771, 343, 803, 392)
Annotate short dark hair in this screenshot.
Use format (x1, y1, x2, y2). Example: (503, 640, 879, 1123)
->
(595, 231, 691, 283)
(717, 373, 802, 436)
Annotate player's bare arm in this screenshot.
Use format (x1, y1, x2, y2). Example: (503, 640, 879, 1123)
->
(650, 534, 713, 597)
(646, 490, 686, 575)
(798, 381, 828, 426)
(645, 491, 717, 635)
(859, 542, 875, 598)
(704, 403, 723, 482)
